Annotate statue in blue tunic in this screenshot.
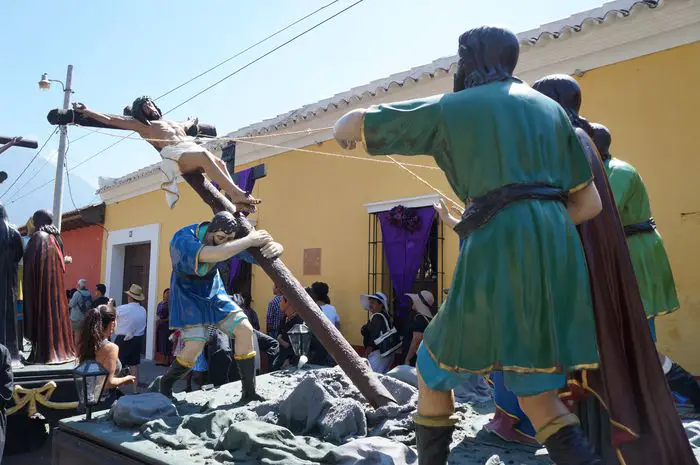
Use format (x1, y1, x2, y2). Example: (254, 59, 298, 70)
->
(150, 211, 283, 401)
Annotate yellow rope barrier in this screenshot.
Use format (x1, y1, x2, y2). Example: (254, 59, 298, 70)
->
(7, 381, 79, 416)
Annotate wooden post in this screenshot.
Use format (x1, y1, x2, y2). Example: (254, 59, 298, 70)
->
(182, 172, 397, 409)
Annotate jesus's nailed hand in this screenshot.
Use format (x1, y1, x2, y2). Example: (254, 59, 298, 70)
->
(72, 102, 87, 112)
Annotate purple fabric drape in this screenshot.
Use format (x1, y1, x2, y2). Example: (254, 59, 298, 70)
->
(378, 206, 435, 316)
(228, 167, 257, 289)
(234, 168, 255, 194)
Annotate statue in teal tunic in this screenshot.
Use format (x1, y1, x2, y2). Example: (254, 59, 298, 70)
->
(334, 26, 604, 465)
(150, 211, 283, 402)
(592, 123, 700, 414)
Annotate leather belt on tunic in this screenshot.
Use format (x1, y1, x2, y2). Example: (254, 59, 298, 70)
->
(176, 271, 215, 281)
(454, 183, 568, 238)
(623, 218, 656, 237)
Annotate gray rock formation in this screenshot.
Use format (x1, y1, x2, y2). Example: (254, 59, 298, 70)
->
(109, 392, 178, 428)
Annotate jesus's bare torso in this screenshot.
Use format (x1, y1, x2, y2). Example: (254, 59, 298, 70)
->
(136, 120, 191, 152)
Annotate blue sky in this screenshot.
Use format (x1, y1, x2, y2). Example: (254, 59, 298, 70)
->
(0, 0, 602, 222)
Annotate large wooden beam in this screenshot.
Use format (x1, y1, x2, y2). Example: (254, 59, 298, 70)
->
(182, 172, 397, 409)
(0, 136, 38, 150)
(46, 109, 217, 138)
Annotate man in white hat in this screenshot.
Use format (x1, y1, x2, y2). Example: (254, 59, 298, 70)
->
(114, 283, 148, 392)
(402, 290, 435, 367)
(360, 292, 398, 374)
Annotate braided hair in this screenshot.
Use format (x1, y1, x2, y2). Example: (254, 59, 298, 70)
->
(453, 26, 520, 92)
(531, 74, 595, 138)
(591, 123, 612, 161)
(32, 209, 64, 252)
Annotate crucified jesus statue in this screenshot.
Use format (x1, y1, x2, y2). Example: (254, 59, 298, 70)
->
(72, 97, 259, 212)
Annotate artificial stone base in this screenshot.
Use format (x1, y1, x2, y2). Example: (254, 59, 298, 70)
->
(51, 366, 555, 465)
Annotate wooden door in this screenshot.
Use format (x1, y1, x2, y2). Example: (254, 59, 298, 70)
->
(122, 243, 150, 354)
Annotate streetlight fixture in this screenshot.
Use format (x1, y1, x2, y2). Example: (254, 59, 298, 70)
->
(38, 73, 51, 90)
(288, 323, 312, 369)
(72, 359, 108, 421)
(38, 65, 74, 232)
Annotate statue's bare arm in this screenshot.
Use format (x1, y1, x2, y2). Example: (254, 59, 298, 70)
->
(0, 137, 22, 155)
(198, 230, 284, 264)
(72, 103, 144, 132)
(179, 117, 199, 133)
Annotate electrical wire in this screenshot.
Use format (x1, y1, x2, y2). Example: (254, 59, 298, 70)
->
(10, 143, 59, 199)
(164, 0, 366, 116)
(13, 0, 366, 202)
(154, 0, 340, 101)
(7, 136, 125, 205)
(64, 136, 79, 211)
(0, 128, 58, 201)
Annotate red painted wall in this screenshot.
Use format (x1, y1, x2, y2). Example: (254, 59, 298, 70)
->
(62, 225, 104, 291)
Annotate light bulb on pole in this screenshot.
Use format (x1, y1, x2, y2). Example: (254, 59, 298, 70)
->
(38, 73, 51, 91)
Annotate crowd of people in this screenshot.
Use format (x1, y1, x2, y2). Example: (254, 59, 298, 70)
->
(67, 279, 148, 393)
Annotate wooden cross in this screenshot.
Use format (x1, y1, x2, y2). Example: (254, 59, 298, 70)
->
(47, 110, 396, 408)
(1, 135, 39, 185)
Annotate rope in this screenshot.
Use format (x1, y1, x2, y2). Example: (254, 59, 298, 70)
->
(75, 126, 333, 142)
(386, 155, 461, 208)
(76, 126, 461, 206)
(236, 139, 441, 171)
(77, 127, 443, 171)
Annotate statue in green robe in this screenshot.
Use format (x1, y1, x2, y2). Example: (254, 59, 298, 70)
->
(334, 26, 605, 465)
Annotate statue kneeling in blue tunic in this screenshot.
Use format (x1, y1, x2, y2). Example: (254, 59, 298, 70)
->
(150, 211, 283, 401)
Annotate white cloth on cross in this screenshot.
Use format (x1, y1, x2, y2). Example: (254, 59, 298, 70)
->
(158, 138, 223, 209)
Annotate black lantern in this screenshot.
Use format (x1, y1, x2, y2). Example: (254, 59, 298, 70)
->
(73, 360, 108, 420)
(288, 323, 312, 361)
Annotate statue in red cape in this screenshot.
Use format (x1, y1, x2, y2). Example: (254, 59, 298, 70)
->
(22, 210, 75, 364)
(533, 74, 696, 465)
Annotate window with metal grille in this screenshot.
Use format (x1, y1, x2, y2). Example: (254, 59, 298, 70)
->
(367, 212, 444, 334)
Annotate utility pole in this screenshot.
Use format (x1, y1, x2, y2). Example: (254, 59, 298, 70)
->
(51, 65, 73, 232)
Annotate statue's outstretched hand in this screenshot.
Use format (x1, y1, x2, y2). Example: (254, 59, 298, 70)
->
(434, 199, 461, 230)
(247, 230, 272, 248)
(334, 109, 365, 150)
(72, 102, 87, 113)
(260, 241, 283, 260)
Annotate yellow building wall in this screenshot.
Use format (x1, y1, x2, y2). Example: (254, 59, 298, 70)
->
(578, 41, 700, 372)
(102, 41, 698, 369)
(100, 150, 459, 349)
(99, 185, 215, 313)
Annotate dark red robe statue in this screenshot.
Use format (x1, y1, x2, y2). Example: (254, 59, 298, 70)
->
(532, 75, 696, 465)
(22, 210, 75, 364)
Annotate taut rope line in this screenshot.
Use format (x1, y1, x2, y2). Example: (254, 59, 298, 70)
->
(77, 126, 463, 208)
